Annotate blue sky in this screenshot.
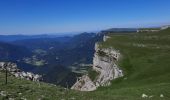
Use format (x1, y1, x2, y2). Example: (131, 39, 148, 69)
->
(0, 0, 170, 34)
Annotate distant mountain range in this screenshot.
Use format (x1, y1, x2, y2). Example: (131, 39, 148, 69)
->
(0, 34, 74, 42)
(102, 28, 138, 33)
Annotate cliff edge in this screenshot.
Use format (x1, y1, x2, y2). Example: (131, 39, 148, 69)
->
(71, 37, 123, 91)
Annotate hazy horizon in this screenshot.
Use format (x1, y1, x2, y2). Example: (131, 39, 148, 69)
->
(0, 0, 170, 35)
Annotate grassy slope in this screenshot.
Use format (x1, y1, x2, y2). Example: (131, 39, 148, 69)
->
(1, 29, 170, 100)
(98, 28, 170, 99)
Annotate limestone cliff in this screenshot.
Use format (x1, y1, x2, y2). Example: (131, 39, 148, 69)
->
(71, 39, 123, 91)
(71, 75, 96, 91)
(93, 43, 123, 87)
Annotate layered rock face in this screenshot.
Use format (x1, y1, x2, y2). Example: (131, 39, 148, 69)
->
(0, 62, 42, 82)
(93, 43, 123, 87)
(71, 42, 123, 91)
(71, 75, 96, 91)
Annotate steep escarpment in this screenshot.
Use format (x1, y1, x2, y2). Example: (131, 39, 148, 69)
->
(71, 38, 123, 91)
(93, 43, 123, 87)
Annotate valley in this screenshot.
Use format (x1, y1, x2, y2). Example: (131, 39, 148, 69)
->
(0, 27, 170, 99)
(1, 0, 170, 99)
(0, 32, 103, 87)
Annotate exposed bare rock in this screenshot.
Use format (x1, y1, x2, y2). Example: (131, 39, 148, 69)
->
(71, 42, 123, 91)
(93, 43, 123, 86)
(71, 75, 96, 91)
(0, 62, 42, 82)
(161, 25, 170, 30)
(0, 91, 7, 97)
(103, 35, 111, 42)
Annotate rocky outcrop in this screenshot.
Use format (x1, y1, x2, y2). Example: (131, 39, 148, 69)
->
(93, 43, 123, 87)
(161, 25, 170, 30)
(71, 75, 96, 91)
(103, 35, 111, 42)
(71, 42, 123, 91)
(0, 62, 42, 82)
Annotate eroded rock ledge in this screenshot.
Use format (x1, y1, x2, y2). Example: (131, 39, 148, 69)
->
(0, 62, 42, 82)
(71, 43, 123, 91)
(71, 75, 96, 91)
